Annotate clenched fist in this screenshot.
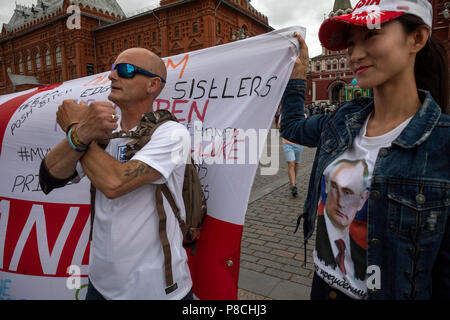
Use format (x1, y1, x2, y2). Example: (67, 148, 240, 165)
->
(57, 100, 119, 145)
(56, 99, 88, 133)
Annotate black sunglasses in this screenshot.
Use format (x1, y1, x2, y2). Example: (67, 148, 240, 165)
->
(111, 63, 166, 83)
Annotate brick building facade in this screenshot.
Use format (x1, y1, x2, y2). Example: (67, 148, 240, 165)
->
(430, 0, 450, 62)
(0, 0, 271, 95)
(305, 0, 356, 108)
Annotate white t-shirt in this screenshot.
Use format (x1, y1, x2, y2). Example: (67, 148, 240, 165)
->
(76, 120, 192, 300)
(314, 113, 412, 299)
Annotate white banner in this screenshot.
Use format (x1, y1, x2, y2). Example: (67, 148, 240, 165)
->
(0, 26, 304, 300)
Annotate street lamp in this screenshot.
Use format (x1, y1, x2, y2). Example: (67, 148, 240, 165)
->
(231, 28, 249, 41)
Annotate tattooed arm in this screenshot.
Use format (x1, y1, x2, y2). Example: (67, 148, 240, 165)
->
(80, 142, 162, 199)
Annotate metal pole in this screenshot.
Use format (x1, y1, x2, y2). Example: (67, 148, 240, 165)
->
(10, 39, 16, 92)
(213, 0, 224, 46)
(93, 34, 97, 74)
(151, 10, 163, 57)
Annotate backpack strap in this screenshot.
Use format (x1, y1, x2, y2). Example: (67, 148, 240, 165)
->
(161, 184, 185, 230)
(161, 181, 201, 255)
(155, 184, 178, 295)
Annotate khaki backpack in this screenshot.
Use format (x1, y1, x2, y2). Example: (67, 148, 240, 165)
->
(90, 109, 207, 295)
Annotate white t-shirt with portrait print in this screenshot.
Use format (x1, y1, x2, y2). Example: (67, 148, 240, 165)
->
(314, 112, 413, 299)
(75, 120, 193, 300)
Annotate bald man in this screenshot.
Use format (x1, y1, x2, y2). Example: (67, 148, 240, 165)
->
(39, 48, 193, 300)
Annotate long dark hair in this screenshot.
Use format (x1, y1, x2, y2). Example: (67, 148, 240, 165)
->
(397, 14, 449, 115)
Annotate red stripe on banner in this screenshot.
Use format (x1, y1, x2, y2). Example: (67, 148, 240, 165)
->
(186, 214, 243, 300)
(0, 197, 90, 277)
(0, 84, 61, 157)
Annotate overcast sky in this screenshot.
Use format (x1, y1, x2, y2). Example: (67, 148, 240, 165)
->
(0, 0, 359, 57)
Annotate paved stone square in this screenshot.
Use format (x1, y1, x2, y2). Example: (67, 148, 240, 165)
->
(238, 127, 317, 300)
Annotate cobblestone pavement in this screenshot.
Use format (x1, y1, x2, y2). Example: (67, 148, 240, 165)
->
(237, 127, 317, 300)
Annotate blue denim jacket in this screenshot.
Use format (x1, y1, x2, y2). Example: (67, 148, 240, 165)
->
(280, 79, 450, 300)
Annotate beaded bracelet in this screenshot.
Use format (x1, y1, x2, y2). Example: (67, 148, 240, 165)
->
(71, 127, 89, 149)
(66, 121, 79, 134)
(72, 127, 90, 151)
(67, 129, 86, 152)
(68, 127, 89, 152)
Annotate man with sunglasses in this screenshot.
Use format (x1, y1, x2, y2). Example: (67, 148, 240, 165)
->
(40, 48, 193, 300)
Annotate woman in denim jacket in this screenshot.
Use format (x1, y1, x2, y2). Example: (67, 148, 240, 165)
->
(280, 0, 449, 300)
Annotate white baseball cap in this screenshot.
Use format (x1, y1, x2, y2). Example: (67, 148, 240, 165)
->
(319, 0, 433, 50)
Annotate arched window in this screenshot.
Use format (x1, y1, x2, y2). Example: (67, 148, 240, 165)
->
(27, 55, 32, 73)
(36, 52, 41, 71)
(18, 57, 23, 74)
(45, 49, 51, 68)
(56, 46, 62, 66)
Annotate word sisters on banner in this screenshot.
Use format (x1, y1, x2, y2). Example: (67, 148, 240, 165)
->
(0, 26, 305, 300)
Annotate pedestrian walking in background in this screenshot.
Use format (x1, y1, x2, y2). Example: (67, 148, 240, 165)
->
(276, 104, 304, 197)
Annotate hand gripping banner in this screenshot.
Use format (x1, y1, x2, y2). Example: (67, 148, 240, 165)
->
(0, 26, 305, 300)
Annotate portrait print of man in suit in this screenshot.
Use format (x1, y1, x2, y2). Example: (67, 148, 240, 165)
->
(315, 158, 369, 281)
